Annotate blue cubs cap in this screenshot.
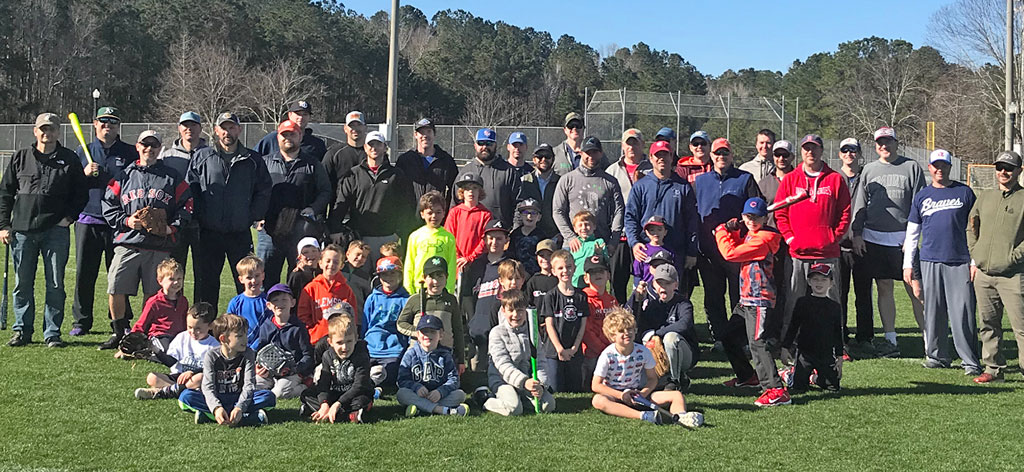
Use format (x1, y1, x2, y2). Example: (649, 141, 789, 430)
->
(743, 197, 768, 217)
(417, 314, 444, 331)
(476, 128, 496, 142)
(655, 127, 676, 140)
(689, 130, 710, 144)
(178, 111, 201, 125)
(508, 131, 527, 145)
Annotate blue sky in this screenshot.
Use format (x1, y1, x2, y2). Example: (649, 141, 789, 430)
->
(340, 0, 945, 75)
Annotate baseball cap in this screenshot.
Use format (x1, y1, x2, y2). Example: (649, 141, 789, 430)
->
(296, 237, 320, 255)
(475, 128, 497, 142)
(277, 119, 301, 135)
(508, 131, 527, 145)
(995, 151, 1022, 168)
(839, 137, 860, 150)
(622, 128, 643, 143)
(365, 131, 386, 144)
(583, 254, 609, 273)
(772, 140, 793, 153)
(653, 264, 679, 283)
(643, 215, 666, 228)
(483, 219, 509, 235)
(375, 256, 403, 274)
(95, 106, 120, 120)
(417, 314, 444, 331)
(873, 126, 896, 141)
(532, 143, 554, 158)
(414, 118, 434, 131)
(563, 112, 584, 127)
(517, 198, 540, 212)
(34, 113, 60, 129)
(800, 134, 824, 148)
(266, 283, 293, 300)
(345, 111, 365, 125)
(535, 239, 558, 254)
(808, 263, 833, 277)
(580, 136, 603, 153)
(742, 197, 768, 217)
(711, 137, 731, 153)
(287, 100, 311, 113)
(178, 111, 201, 125)
(216, 112, 240, 127)
(929, 149, 952, 165)
(655, 127, 676, 140)
(454, 171, 483, 188)
(323, 301, 355, 320)
(649, 140, 672, 156)
(137, 130, 161, 144)
(649, 249, 674, 264)
(689, 130, 710, 144)
(423, 256, 448, 276)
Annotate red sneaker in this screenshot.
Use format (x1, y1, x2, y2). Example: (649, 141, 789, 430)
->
(723, 374, 759, 388)
(754, 387, 792, 407)
(973, 373, 1004, 384)
(349, 401, 373, 423)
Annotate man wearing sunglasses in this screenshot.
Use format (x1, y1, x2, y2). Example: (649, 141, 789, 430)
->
(675, 130, 714, 185)
(836, 138, 870, 357)
(159, 112, 207, 301)
(70, 107, 138, 337)
(969, 151, 1024, 383)
(520, 144, 561, 239)
(459, 128, 522, 228)
(849, 127, 926, 359)
(552, 137, 624, 253)
(693, 137, 761, 353)
(552, 112, 607, 175)
(739, 128, 776, 184)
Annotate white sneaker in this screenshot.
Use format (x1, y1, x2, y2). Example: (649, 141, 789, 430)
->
(134, 388, 157, 400)
(676, 411, 704, 429)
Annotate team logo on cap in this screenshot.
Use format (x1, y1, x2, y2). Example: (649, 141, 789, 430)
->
(590, 255, 601, 264)
(750, 201, 757, 208)
(298, 101, 308, 109)
(431, 257, 442, 265)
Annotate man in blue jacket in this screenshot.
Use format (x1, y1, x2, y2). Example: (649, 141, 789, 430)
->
(187, 113, 272, 310)
(71, 106, 138, 336)
(254, 100, 327, 161)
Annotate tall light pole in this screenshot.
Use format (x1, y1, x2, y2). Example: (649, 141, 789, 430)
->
(92, 89, 100, 115)
(385, 0, 400, 161)
(1006, 0, 1014, 151)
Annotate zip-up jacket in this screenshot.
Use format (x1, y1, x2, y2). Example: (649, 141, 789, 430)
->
(103, 160, 192, 251)
(76, 138, 137, 219)
(739, 155, 772, 183)
(186, 145, 272, 233)
(263, 150, 332, 229)
(297, 273, 358, 344)
(395, 145, 459, 207)
(519, 170, 561, 238)
(255, 128, 328, 162)
(0, 144, 89, 233)
(359, 287, 411, 359)
(968, 184, 1024, 276)
(458, 156, 523, 228)
(322, 143, 365, 198)
(629, 291, 698, 357)
(487, 317, 533, 391)
(606, 155, 652, 206)
(674, 156, 712, 185)
(329, 159, 417, 239)
(552, 163, 625, 243)
(693, 166, 761, 257)
(774, 163, 852, 259)
(397, 290, 465, 365)
(625, 172, 700, 260)
(158, 138, 208, 178)
(715, 225, 782, 307)
(444, 203, 491, 263)
(255, 316, 315, 376)
(398, 343, 460, 397)
(316, 339, 373, 405)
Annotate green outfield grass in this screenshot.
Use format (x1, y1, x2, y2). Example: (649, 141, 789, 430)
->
(0, 242, 1022, 471)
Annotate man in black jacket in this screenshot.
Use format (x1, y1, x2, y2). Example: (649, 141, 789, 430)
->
(458, 128, 522, 227)
(256, 120, 331, 289)
(187, 112, 272, 310)
(1, 113, 89, 347)
(254, 100, 328, 161)
(323, 110, 367, 195)
(395, 118, 458, 208)
(519, 144, 560, 242)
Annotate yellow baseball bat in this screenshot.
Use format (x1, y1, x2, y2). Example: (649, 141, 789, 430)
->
(67, 112, 98, 176)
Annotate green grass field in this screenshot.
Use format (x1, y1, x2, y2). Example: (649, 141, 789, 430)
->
(1, 242, 1022, 471)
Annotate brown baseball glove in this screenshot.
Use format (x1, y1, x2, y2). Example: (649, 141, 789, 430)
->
(134, 206, 167, 234)
(645, 335, 670, 377)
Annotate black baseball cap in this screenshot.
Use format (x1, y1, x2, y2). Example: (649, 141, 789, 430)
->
(287, 100, 312, 113)
(455, 172, 484, 188)
(584, 254, 610, 273)
(483, 220, 509, 235)
(423, 256, 448, 276)
(580, 136, 603, 153)
(533, 143, 555, 158)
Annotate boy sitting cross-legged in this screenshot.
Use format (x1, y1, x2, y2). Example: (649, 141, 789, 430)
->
(178, 313, 276, 426)
(476, 289, 555, 416)
(630, 264, 699, 392)
(360, 256, 411, 392)
(591, 308, 703, 428)
(254, 284, 314, 399)
(134, 302, 219, 400)
(300, 313, 375, 423)
(397, 314, 469, 417)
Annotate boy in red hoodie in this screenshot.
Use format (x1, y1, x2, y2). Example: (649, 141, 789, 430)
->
(773, 134, 851, 362)
(444, 172, 492, 274)
(716, 197, 788, 407)
(580, 255, 617, 391)
(297, 243, 358, 347)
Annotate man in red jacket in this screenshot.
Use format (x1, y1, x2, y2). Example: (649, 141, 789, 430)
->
(774, 134, 851, 360)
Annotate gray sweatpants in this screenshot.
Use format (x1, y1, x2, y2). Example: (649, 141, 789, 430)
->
(921, 261, 980, 371)
(397, 387, 466, 414)
(483, 384, 556, 416)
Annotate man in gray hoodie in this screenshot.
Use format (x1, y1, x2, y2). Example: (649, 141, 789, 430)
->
(158, 111, 207, 301)
(552, 137, 625, 253)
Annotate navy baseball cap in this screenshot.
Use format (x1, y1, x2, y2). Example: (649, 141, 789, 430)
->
(476, 128, 496, 142)
(800, 134, 824, 148)
(216, 112, 240, 127)
(580, 136, 603, 153)
(656, 127, 676, 140)
(414, 118, 434, 131)
(484, 219, 509, 235)
(287, 100, 311, 113)
(417, 314, 444, 331)
(649, 249, 674, 264)
(508, 131, 527, 145)
(742, 197, 768, 217)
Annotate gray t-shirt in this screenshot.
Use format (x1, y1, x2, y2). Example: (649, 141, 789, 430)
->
(851, 156, 925, 246)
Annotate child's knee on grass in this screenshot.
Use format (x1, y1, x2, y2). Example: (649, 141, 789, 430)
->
(592, 393, 641, 419)
(650, 390, 686, 414)
(147, 372, 171, 388)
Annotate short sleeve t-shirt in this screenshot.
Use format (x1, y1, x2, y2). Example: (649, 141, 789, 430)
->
(539, 287, 590, 358)
(166, 331, 221, 374)
(908, 182, 975, 264)
(594, 343, 655, 391)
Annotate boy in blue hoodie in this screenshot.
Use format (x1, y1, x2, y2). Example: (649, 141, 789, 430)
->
(360, 256, 410, 392)
(254, 284, 314, 399)
(397, 314, 468, 416)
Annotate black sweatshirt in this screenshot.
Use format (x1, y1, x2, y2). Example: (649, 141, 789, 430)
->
(329, 159, 417, 239)
(783, 294, 844, 357)
(316, 339, 373, 405)
(0, 144, 89, 233)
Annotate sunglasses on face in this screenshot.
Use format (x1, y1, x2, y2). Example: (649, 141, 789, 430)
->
(520, 210, 539, 216)
(713, 150, 731, 156)
(996, 163, 1017, 173)
(476, 141, 494, 147)
(139, 141, 160, 149)
(98, 117, 120, 125)
(840, 147, 859, 154)
(533, 154, 553, 160)
(691, 140, 708, 147)
(773, 151, 791, 158)
(566, 124, 584, 130)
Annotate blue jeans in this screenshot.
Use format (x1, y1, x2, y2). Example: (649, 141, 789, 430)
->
(177, 388, 276, 419)
(255, 229, 293, 290)
(12, 226, 70, 340)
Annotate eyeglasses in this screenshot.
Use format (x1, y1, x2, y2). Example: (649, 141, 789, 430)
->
(773, 151, 791, 158)
(713, 150, 731, 156)
(520, 210, 539, 216)
(995, 163, 1017, 173)
(840, 147, 859, 153)
(476, 141, 494, 146)
(98, 117, 120, 125)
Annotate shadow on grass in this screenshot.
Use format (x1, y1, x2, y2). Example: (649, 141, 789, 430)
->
(789, 381, 1014, 405)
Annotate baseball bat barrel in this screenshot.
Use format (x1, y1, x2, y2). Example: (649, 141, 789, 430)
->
(68, 113, 98, 176)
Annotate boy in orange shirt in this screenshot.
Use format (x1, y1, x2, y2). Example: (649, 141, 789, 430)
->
(297, 243, 358, 348)
(581, 255, 617, 391)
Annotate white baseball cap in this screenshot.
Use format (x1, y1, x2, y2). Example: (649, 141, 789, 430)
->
(295, 237, 320, 255)
(873, 127, 896, 141)
(365, 131, 387, 144)
(929, 149, 952, 165)
(345, 111, 364, 125)
(839, 138, 860, 149)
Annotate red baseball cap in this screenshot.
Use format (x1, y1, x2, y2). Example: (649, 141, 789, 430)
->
(711, 137, 731, 153)
(649, 140, 672, 156)
(277, 119, 301, 135)
(375, 256, 403, 274)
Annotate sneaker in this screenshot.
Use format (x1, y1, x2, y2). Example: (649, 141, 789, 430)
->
(256, 409, 268, 425)
(194, 410, 212, 424)
(299, 403, 314, 418)
(68, 327, 88, 336)
(964, 367, 983, 376)
(846, 340, 876, 360)
(973, 372, 1004, 384)
(641, 410, 662, 425)
(754, 387, 792, 407)
(349, 408, 367, 423)
(922, 358, 950, 369)
(472, 386, 492, 407)
(135, 388, 158, 400)
(778, 366, 795, 388)
(98, 333, 121, 350)
(373, 386, 383, 400)
(449, 403, 469, 417)
(676, 411, 704, 429)
(722, 374, 759, 388)
(405, 404, 419, 417)
(7, 331, 28, 347)
(872, 338, 900, 358)
(45, 337, 65, 348)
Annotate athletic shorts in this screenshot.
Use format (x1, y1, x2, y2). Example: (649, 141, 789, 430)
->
(107, 246, 166, 296)
(864, 242, 903, 280)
